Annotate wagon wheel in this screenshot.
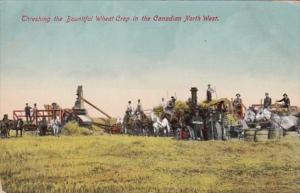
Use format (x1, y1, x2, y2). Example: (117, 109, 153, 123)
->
(23, 124, 38, 131)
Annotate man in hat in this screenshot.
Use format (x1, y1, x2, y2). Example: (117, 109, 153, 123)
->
(126, 101, 133, 115)
(206, 84, 215, 102)
(166, 96, 176, 110)
(38, 117, 48, 136)
(1, 114, 10, 138)
(276, 93, 290, 109)
(171, 96, 176, 106)
(135, 99, 143, 116)
(191, 109, 204, 140)
(233, 93, 243, 118)
(263, 93, 272, 109)
(2, 114, 9, 127)
(164, 96, 176, 116)
(32, 103, 38, 123)
(24, 103, 32, 123)
(161, 98, 166, 110)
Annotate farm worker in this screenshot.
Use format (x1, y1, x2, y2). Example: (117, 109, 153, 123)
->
(165, 96, 176, 115)
(52, 116, 61, 137)
(126, 101, 133, 115)
(166, 96, 176, 110)
(233, 94, 243, 118)
(263, 93, 272, 109)
(191, 109, 204, 140)
(24, 103, 32, 123)
(206, 84, 215, 102)
(184, 114, 195, 140)
(171, 96, 176, 106)
(2, 114, 9, 126)
(161, 98, 166, 109)
(135, 99, 143, 115)
(1, 115, 8, 138)
(187, 98, 193, 109)
(186, 125, 195, 140)
(2, 114, 8, 121)
(207, 108, 220, 140)
(276, 93, 290, 110)
(38, 117, 48, 136)
(32, 103, 38, 122)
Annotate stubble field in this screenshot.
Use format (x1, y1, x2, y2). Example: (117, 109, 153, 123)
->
(0, 134, 299, 193)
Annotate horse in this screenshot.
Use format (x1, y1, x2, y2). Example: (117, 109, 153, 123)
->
(0, 119, 23, 138)
(9, 119, 24, 137)
(271, 113, 299, 131)
(152, 113, 171, 136)
(244, 109, 256, 123)
(131, 114, 143, 135)
(241, 108, 270, 128)
(254, 108, 299, 131)
(122, 111, 152, 136)
(255, 108, 272, 122)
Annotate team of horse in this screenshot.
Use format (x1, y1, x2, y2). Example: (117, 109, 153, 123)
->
(0, 117, 62, 138)
(0, 119, 24, 138)
(243, 108, 300, 133)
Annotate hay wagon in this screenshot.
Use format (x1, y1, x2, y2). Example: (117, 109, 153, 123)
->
(12, 108, 68, 134)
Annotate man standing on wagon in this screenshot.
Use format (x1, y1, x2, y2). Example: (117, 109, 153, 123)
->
(233, 94, 243, 118)
(24, 103, 32, 123)
(135, 99, 143, 117)
(32, 103, 38, 123)
(126, 101, 133, 115)
(263, 93, 272, 109)
(206, 84, 215, 102)
(276, 93, 291, 111)
(191, 109, 204, 140)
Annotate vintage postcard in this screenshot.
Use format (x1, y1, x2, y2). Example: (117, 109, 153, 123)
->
(0, 1, 299, 193)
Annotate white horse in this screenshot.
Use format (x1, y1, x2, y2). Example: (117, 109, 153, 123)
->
(271, 113, 299, 131)
(255, 108, 272, 121)
(151, 113, 170, 136)
(255, 109, 299, 131)
(244, 109, 256, 123)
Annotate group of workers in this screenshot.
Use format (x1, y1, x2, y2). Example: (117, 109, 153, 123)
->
(122, 84, 293, 140)
(182, 85, 292, 141)
(126, 99, 143, 117)
(125, 96, 177, 117)
(23, 102, 62, 124)
(24, 103, 38, 123)
(206, 84, 291, 116)
(123, 84, 291, 119)
(124, 84, 292, 121)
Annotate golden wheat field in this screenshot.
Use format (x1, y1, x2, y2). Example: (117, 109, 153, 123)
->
(0, 132, 300, 193)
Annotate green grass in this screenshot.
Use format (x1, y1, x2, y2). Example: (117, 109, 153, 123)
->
(0, 134, 300, 193)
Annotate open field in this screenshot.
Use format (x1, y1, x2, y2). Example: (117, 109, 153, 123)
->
(0, 134, 300, 193)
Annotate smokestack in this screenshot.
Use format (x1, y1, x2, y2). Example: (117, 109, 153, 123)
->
(190, 87, 198, 106)
(74, 85, 84, 109)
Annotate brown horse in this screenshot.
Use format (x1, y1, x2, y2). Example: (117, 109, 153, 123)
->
(6, 119, 24, 137)
(123, 111, 153, 136)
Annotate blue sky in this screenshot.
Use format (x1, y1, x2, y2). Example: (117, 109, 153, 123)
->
(0, 1, 299, 116)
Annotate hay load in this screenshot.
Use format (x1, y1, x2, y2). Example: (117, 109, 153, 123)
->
(61, 121, 105, 136)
